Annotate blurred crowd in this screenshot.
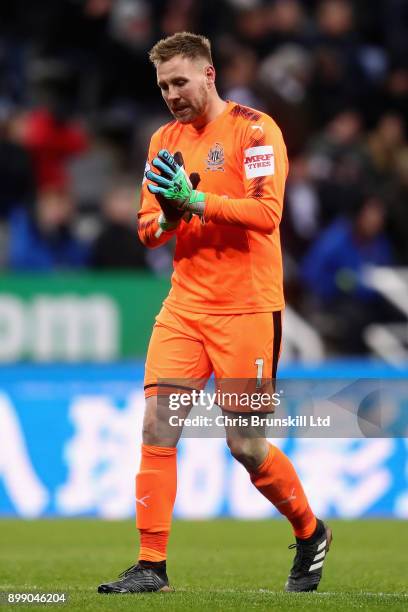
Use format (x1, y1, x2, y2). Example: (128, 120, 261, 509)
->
(0, 0, 408, 353)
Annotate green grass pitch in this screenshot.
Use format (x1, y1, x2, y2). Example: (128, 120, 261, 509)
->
(1, 519, 407, 611)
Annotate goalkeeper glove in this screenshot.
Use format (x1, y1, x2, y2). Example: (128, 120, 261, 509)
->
(146, 150, 205, 219)
(146, 152, 192, 228)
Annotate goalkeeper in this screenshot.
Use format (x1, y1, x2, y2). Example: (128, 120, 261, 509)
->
(98, 32, 332, 595)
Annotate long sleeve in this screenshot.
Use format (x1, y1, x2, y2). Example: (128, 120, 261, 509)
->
(203, 119, 288, 234)
(137, 128, 178, 249)
(137, 206, 177, 249)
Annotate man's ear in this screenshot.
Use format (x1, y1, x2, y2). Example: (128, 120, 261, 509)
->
(205, 65, 216, 87)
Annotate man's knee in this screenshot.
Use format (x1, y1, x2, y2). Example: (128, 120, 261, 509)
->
(227, 436, 267, 471)
(142, 414, 160, 445)
(142, 396, 162, 445)
(142, 395, 184, 446)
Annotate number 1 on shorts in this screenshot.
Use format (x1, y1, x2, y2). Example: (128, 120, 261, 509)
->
(255, 358, 264, 389)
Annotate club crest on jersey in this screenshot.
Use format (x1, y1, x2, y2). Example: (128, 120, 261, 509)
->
(206, 143, 225, 171)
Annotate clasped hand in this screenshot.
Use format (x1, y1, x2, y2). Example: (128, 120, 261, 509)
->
(145, 150, 205, 222)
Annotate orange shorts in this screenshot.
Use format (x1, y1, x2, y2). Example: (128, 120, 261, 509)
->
(144, 305, 283, 406)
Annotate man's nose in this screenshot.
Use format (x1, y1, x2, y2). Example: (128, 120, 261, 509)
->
(167, 86, 180, 102)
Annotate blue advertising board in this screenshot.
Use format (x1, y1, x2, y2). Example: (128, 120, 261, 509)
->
(0, 362, 407, 519)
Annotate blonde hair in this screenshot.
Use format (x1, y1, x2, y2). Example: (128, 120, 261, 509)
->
(149, 32, 212, 66)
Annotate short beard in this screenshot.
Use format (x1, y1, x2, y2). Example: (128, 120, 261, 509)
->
(179, 85, 208, 124)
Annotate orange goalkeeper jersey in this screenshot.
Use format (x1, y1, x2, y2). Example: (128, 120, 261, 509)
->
(138, 101, 288, 314)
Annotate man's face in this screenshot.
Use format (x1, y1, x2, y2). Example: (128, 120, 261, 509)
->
(156, 55, 212, 124)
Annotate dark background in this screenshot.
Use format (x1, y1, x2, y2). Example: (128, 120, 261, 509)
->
(1, 0, 407, 356)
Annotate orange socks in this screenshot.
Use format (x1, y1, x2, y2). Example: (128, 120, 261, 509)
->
(250, 444, 317, 539)
(136, 444, 177, 562)
(135, 442, 315, 562)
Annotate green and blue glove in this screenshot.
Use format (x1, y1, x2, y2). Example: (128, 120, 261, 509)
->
(146, 150, 205, 225)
